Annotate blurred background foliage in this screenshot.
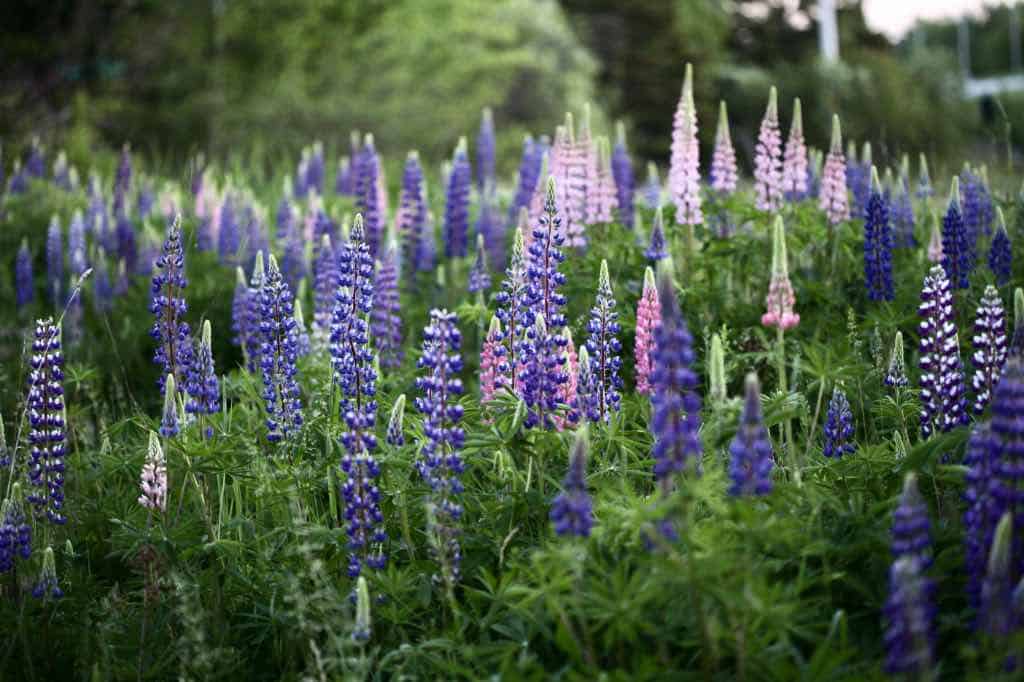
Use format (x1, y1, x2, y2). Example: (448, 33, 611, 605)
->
(0, 0, 1017, 173)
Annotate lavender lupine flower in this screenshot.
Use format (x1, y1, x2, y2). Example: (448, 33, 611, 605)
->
(311, 234, 340, 343)
(611, 122, 635, 228)
(583, 260, 622, 423)
(754, 86, 783, 213)
(259, 256, 303, 443)
(781, 98, 808, 201)
(334, 157, 351, 196)
(669, 63, 703, 227)
(643, 162, 661, 209)
(16, 240, 34, 309)
(150, 217, 194, 395)
(709, 101, 738, 194)
(510, 136, 543, 225)
(635, 267, 660, 395)
(864, 167, 895, 302)
(885, 331, 909, 388)
(280, 209, 307, 296)
(519, 314, 568, 431)
(645, 208, 668, 262)
(356, 134, 384, 257)
(729, 373, 773, 496)
(650, 273, 703, 486)
(918, 265, 969, 437)
(942, 177, 971, 290)
(231, 266, 250, 349)
(964, 423, 1000, 609)
(990, 208, 1013, 286)
(551, 116, 587, 248)
(978, 513, 1019, 638)
(138, 431, 168, 512)
(185, 320, 220, 435)
(477, 107, 496, 192)
(480, 316, 509, 403)
(113, 144, 132, 217)
(990, 355, 1024, 562)
(495, 226, 530, 392)
(26, 318, 66, 525)
(444, 138, 472, 259)
(32, 546, 63, 600)
(0, 486, 33, 574)
(160, 375, 180, 438)
(399, 151, 427, 279)
(418, 208, 438, 274)
(307, 141, 325, 196)
(961, 165, 994, 260)
(372, 241, 403, 369)
(973, 285, 1009, 414)
(823, 388, 855, 457)
(883, 556, 936, 676)
(386, 394, 406, 447)
(761, 216, 800, 330)
(917, 154, 933, 199)
(892, 473, 933, 569)
(46, 215, 63, 308)
(218, 194, 241, 265)
(468, 234, 491, 295)
(276, 176, 294, 239)
(587, 138, 618, 225)
(415, 309, 466, 586)
(551, 431, 594, 537)
(819, 116, 850, 226)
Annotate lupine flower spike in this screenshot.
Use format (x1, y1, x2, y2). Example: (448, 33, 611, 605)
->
(645, 208, 668, 262)
(978, 513, 1016, 637)
(885, 331, 909, 388)
(444, 138, 472, 258)
(468, 234, 491, 295)
(352, 575, 372, 642)
(883, 555, 936, 676)
(26, 318, 66, 525)
(46, 215, 63, 308)
(989, 207, 1012, 286)
(823, 387, 855, 457)
(160, 374, 180, 438)
(643, 162, 661, 209)
(150, 216, 194, 395)
(259, 255, 304, 443)
(864, 167, 895, 302)
(782, 98, 808, 200)
(819, 115, 850, 226)
(669, 63, 702, 227)
(588, 137, 617, 224)
(386, 394, 406, 447)
(611, 122, 635, 228)
(891, 473, 932, 568)
(0, 484, 32, 574)
(761, 216, 800, 330)
(918, 265, 968, 437)
(138, 431, 168, 512)
(399, 151, 426, 280)
(495, 226, 529, 391)
(33, 546, 63, 600)
(926, 210, 944, 264)
(963, 423, 1000, 609)
(634, 266, 660, 395)
(754, 86, 783, 212)
(710, 101, 738, 194)
(476, 107, 496, 192)
(480, 316, 509, 403)
(971, 285, 1008, 414)
(941, 177, 971, 290)
(917, 154, 933, 199)
(729, 373, 774, 496)
(550, 429, 594, 537)
(372, 241, 403, 369)
(186, 320, 221, 436)
(584, 260, 622, 422)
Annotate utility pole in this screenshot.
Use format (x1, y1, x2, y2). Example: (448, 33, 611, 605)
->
(819, 0, 840, 62)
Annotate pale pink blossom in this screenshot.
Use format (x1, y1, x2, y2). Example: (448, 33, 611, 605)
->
(819, 115, 850, 225)
(762, 216, 799, 330)
(588, 137, 618, 224)
(635, 266, 661, 394)
(754, 87, 783, 213)
(669, 63, 703, 226)
(480, 316, 509, 403)
(138, 432, 167, 513)
(781, 98, 808, 199)
(710, 101, 738, 194)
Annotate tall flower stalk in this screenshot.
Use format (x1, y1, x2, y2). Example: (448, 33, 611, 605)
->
(550, 430, 593, 537)
(754, 86, 783, 213)
(258, 256, 303, 444)
(495, 226, 530, 391)
(669, 63, 703, 229)
(729, 373, 774, 496)
(819, 115, 850, 228)
(761, 217, 798, 462)
(635, 266, 660, 395)
(372, 241, 403, 369)
(864, 168, 895, 302)
(150, 216, 193, 396)
(709, 101, 738, 194)
(444, 138, 472, 259)
(186, 320, 220, 437)
(918, 265, 968, 437)
(781, 98, 808, 201)
(26, 318, 67, 525)
(611, 122, 635, 228)
(584, 260, 622, 423)
(971, 285, 1009, 414)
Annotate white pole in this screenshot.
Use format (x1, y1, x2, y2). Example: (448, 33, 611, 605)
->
(819, 0, 840, 62)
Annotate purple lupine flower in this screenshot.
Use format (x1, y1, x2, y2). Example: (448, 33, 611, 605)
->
(468, 234, 491, 295)
(495, 226, 530, 392)
(572, 346, 595, 425)
(611, 122, 635, 228)
(258, 255, 303, 443)
(160, 374, 180, 438)
(942, 177, 971, 290)
(418, 209, 438, 274)
(847, 142, 872, 218)
(960, 165, 994, 262)
(669, 63, 703, 227)
(551, 116, 587, 248)
(137, 178, 155, 220)
(138, 431, 167, 512)
(87, 175, 109, 238)
(973, 285, 1009, 414)
(990, 355, 1024, 573)
(312, 235, 339, 343)
(526, 178, 568, 332)
(46, 215, 63, 308)
(25, 318, 67, 525)
(644, 208, 668, 262)
(754, 86, 783, 213)
(330, 216, 386, 577)
(339, 131, 361, 196)
(583, 260, 622, 423)
(892, 473, 933, 568)
(822, 387, 855, 457)
(978, 513, 1019, 638)
(386, 394, 406, 447)
(415, 309, 466, 587)
(113, 144, 132, 218)
(25, 138, 45, 178)
(0, 486, 33, 574)
(310, 200, 337, 259)
(185, 320, 220, 437)
(729, 373, 773, 496)
(480, 317, 509, 404)
(332, 156, 350, 196)
(398, 151, 426, 279)
(307, 141, 325, 196)
(918, 265, 969, 437)
(16, 240, 33, 309)
(883, 556, 936, 676)
(241, 254, 266, 372)
(650, 273, 702, 487)
(372, 241, 403, 369)
(990, 208, 1012, 286)
(781, 98, 808, 201)
(355, 135, 384, 257)
(892, 170, 917, 249)
(587, 137, 617, 225)
(864, 167, 895, 302)
(32, 546, 63, 601)
(230, 266, 250, 349)
(444, 138, 472, 259)
(917, 154, 933, 200)
(281, 208, 307, 296)
(244, 206, 270, 274)
(476, 107, 496, 192)
(550, 431, 593, 537)
(276, 177, 294, 239)
(217, 193, 241, 265)
(510, 136, 543, 225)
(819, 116, 850, 226)
(150, 216, 194, 395)
(964, 423, 1001, 609)
(709, 101, 738, 195)
(518, 310, 568, 430)
(8, 161, 28, 194)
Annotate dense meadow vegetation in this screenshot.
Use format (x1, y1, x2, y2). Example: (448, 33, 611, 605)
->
(1, 69, 1024, 680)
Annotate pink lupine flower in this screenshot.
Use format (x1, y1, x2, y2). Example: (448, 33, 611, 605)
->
(781, 98, 808, 200)
(138, 431, 168, 513)
(927, 209, 944, 263)
(754, 86, 783, 213)
(480, 316, 509, 403)
(550, 115, 586, 248)
(555, 328, 580, 431)
(587, 137, 618, 224)
(580, 104, 602, 225)
(669, 63, 703, 226)
(819, 115, 850, 225)
(761, 216, 800, 330)
(635, 266, 661, 394)
(710, 101, 738, 194)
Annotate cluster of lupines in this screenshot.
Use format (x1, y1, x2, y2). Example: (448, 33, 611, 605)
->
(634, 267, 660, 395)
(372, 242, 403, 369)
(581, 261, 622, 423)
(822, 388, 855, 457)
(258, 256, 303, 443)
(185, 320, 220, 436)
(709, 101, 738, 194)
(819, 116, 850, 226)
(918, 265, 968, 436)
(728, 373, 773, 496)
(550, 431, 593, 537)
(611, 122, 635, 228)
(415, 309, 466, 587)
(150, 216, 194, 395)
(444, 138, 472, 259)
(754, 87, 783, 212)
(863, 168, 894, 302)
(26, 318, 67, 525)
(972, 286, 1009, 414)
(668, 63, 702, 227)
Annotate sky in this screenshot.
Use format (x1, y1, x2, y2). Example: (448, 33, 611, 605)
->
(862, 0, 1012, 40)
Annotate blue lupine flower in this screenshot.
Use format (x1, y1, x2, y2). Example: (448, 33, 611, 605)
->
(892, 178, 916, 248)
(444, 139, 472, 259)
(68, 211, 88, 276)
(399, 151, 426, 280)
(185, 320, 220, 437)
(281, 208, 307, 296)
(550, 430, 594, 537)
(583, 260, 622, 423)
(150, 217, 194, 395)
(964, 423, 1001, 610)
(372, 242, 403, 370)
(729, 373, 773, 496)
(276, 178, 293, 239)
(885, 332, 909, 388)
(415, 309, 466, 586)
(16, 240, 33, 309)
(46, 215, 63, 308)
(218, 193, 241, 265)
(918, 265, 968, 436)
(137, 178, 155, 220)
(990, 210, 1013, 287)
(847, 142, 871, 217)
(258, 255, 303, 443)
(0, 487, 32, 574)
(960, 166, 994, 263)
(883, 556, 935, 676)
(972, 286, 1009, 414)
(476, 107, 496, 193)
(341, 131, 361, 196)
(611, 122, 635, 229)
(230, 266, 251, 350)
(87, 175, 109, 239)
(25, 318, 66, 525)
(115, 208, 137, 274)
(311, 235, 339, 343)
(645, 208, 668, 262)
(864, 168, 894, 302)
(468, 234, 491, 295)
(32, 546, 63, 600)
(244, 206, 270, 274)
(242, 254, 266, 372)
(892, 473, 932, 569)
(509, 135, 543, 224)
(355, 134, 383, 258)
(293, 300, 311, 357)
(991, 355, 1024, 580)
(942, 178, 971, 290)
(386, 395, 406, 447)
(573, 346, 596, 425)
(160, 374, 180, 438)
(823, 387, 855, 457)
(495, 227, 530, 392)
